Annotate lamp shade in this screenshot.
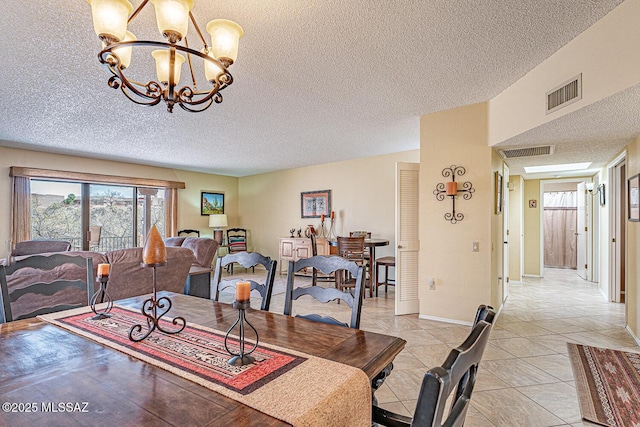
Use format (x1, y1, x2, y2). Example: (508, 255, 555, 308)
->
(150, 0, 194, 41)
(202, 49, 225, 82)
(87, 0, 133, 41)
(152, 49, 185, 84)
(206, 19, 243, 64)
(103, 30, 136, 68)
(209, 214, 228, 228)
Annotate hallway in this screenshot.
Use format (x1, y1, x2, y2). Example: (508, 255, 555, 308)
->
(364, 268, 638, 426)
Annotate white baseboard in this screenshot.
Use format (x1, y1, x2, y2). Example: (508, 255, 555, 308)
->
(419, 314, 473, 327)
(626, 325, 640, 347)
(522, 274, 542, 278)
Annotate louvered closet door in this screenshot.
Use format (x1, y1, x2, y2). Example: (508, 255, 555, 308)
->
(395, 162, 420, 315)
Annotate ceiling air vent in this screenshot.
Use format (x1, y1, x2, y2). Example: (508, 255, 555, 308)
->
(499, 145, 555, 159)
(546, 74, 582, 114)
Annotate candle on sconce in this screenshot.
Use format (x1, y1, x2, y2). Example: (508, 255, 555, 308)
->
(320, 214, 325, 222)
(330, 211, 335, 219)
(236, 281, 251, 302)
(446, 182, 458, 196)
(97, 263, 110, 277)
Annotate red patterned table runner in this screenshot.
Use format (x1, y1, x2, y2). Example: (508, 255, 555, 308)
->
(41, 305, 371, 427)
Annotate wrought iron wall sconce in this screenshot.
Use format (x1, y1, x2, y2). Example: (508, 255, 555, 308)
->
(433, 165, 475, 224)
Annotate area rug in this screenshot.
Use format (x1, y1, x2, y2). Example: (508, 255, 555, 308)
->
(567, 343, 640, 426)
(40, 305, 371, 427)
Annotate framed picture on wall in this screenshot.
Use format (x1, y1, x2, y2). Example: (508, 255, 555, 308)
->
(494, 171, 503, 214)
(201, 191, 224, 215)
(301, 190, 331, 218)
(628, 174, 639, 221)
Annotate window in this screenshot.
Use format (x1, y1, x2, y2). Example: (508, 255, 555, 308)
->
(11, 167, 184, 251)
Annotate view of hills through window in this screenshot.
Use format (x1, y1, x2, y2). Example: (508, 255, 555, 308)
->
(30, 180, 165, 251)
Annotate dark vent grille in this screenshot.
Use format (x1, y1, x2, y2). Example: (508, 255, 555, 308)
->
(546, 74, 582, 114)
(499, 145, 554, 159)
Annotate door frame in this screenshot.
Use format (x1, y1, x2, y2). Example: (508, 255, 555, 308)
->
(608, 151, 626, 302)
(540, 177, 593, 278)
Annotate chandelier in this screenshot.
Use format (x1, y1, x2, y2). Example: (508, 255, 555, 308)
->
(86, 0, 243, 113)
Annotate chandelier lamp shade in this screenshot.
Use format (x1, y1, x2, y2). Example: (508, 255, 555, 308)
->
(86, 0, 243, 113)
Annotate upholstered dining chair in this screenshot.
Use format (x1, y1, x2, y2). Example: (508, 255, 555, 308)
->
(212, 251, 276, 311)
(284, 255, 364, 329)
(0, 254, 94, 323)
(226, 228, 250, 274)
(372, 305, 496, 427)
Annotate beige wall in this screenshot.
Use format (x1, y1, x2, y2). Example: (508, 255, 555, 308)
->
(627, 136, 639, 338)
(489, 0, 640, 145)
(509, 175, 524, 282)
(0, 146, 239, 258)
(523, 179, 541, 276)
(419, 103, 500, 323)
(237, 150, 420, 262)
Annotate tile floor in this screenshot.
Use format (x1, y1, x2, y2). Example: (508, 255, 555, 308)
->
(221, 267, 639, 426)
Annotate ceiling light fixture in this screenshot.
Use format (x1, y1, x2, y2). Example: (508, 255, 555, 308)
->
(523, 162, 592, 174)
(86, 0, 243, 113)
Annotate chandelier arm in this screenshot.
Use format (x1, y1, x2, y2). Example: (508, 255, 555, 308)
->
(100, 53, 164, 105)
(176, 79, 223, 107)
(128, 0, 150, 25)
(184, 37, 198, 90)
(178, 97, 215, 113)
(189, 12, 209, 49)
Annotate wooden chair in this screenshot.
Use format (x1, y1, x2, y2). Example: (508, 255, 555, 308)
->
(376, 256, 396, 296)
(226, 228, 250, 274)
(372, 305, 496, 427)
(284, 255, 364, 329)
(337, 236, 368, 297)
(212, 252, 276, 311)
(88, 225, 102, 251)
(0, 254, 94, 323)
(178, 229, 200, 237)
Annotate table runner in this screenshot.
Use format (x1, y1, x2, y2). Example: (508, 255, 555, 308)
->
(40, 305, 371, 427)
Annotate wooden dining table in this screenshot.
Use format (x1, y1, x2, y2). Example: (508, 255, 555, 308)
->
(0, 292, 406, 426)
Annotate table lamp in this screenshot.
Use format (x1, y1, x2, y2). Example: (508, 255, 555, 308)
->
(209, 214, 228, 244)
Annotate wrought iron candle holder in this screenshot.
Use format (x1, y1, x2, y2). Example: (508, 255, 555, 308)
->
(433, 165, 475, 224)
(90, 275, 113, 320)
(128, 262, 186, 342)
(224, 300, 259, 366)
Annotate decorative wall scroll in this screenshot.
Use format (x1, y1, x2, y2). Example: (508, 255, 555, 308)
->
(433, 165, 474, 224)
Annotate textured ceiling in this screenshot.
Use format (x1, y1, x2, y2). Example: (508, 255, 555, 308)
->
(0, 0, 632, 177)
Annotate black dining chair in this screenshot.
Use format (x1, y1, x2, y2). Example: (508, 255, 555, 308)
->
(372, 305, 495, 427)
(0, 254, 94, 323)
(284, 255, 364, 329)
(212, 251, 277, 311)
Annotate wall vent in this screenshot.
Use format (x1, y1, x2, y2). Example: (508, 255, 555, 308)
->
(499, 145, 555, 159)
(546, 74, 582, 114)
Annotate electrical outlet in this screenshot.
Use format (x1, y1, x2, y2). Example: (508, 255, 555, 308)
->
(429, 277, 435, 290)
(472, 241, 479, 252)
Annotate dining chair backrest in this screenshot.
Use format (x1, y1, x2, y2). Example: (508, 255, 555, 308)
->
(337, 236, 365, 264)
(349, 231, 372, 239)
(284, 255, 364, 329)
(0, 254, 94, 323)
(178, 229, 201, 237)
(372, 304, 496, 427)
(212, 251, 277, 311)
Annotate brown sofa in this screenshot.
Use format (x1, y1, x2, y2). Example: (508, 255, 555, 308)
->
(2, 247, 195, 321)
(164, 236, 219, 298)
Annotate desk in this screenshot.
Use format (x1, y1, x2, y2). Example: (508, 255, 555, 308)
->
(0, 292, 405, 425)
(329, 238, 390, 297)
